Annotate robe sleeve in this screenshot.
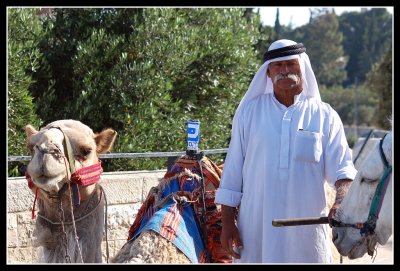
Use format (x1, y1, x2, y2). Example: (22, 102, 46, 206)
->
(323, 108, 357, 186)
(214, 111, 245, 207)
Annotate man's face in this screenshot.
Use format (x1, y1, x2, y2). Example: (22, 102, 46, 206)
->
(267, 59, 302, 90)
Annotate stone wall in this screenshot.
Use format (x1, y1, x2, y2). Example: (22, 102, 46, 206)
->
(7, 170, 165, 264)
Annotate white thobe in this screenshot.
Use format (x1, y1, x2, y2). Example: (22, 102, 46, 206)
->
(215, 93, 357, 263)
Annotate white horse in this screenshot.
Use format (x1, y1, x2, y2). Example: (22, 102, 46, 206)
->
(332, 130, 392, 259)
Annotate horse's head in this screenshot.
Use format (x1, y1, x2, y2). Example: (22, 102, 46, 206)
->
(25, 119, 117, 195)
(332, 131, 392, 259)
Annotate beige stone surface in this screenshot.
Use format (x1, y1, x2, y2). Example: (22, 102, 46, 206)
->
(16, 212, 35, 247)
(106, 203, 141, 240)
(8, 214, 18, 248)
(100, 176, 143, 204)
(7, 247, 33, 264)
(7, 180, 35, 213)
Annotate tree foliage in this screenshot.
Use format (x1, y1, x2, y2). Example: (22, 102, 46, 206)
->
(319, 84, 378, 127)
(244, 8, 276, 63)
(339, 8, 392, 86)
(292, 11, 347, 87)
(366, 48, 392, 129)
(7, 8, 44, 175)
(24, 8, 260, 171)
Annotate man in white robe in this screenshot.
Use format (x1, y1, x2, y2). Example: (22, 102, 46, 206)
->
(214, 39, 357, 263)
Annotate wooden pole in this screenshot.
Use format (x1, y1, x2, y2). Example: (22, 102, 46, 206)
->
(272, 216, 344, 264)
(272, 216, 329, 227)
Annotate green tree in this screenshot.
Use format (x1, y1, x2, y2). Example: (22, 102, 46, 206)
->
(366, 48, 392, 129)
(241, 8, 275, 63)
(320, 84, 378, 127)
(274, 8, 281, 39)
(28, 8, 261, 171)
(339, 8, 392, 86)
(298, 10, 347, 87)
(254, 25, 275, 63)
(7, 8, 43, 176)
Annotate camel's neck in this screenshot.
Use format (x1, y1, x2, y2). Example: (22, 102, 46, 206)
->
(33, 184, 104, 263)
(36, 183, 101, 224)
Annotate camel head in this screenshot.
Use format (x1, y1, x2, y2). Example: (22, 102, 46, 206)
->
(25, 119, 117, 195)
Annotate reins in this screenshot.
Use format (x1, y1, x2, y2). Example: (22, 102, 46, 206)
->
(36, 184, 104, 225)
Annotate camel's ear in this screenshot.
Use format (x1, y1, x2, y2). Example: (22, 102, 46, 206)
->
(25, 124, 38, 139)
(95, 128, 117, 154)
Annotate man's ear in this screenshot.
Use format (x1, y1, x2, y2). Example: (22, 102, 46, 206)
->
(266, 67, 271, 78)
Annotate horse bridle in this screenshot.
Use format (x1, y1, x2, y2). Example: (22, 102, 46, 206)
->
(331, 134, 392, 238)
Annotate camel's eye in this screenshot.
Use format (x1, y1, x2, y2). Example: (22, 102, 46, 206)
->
(77, 147, 92, 159)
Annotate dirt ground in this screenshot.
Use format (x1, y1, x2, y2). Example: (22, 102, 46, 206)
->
(335, 236, 393, 264)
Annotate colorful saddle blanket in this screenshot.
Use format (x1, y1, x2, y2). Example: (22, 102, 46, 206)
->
(127, 155, 231, 263)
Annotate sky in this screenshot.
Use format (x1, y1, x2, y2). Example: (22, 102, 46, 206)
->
(257, 6, 394, 27)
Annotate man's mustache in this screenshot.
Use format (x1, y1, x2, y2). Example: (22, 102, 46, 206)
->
(274, 73, 300, 84)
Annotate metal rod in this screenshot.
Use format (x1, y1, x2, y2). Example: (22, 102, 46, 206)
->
(272, 216, 329, 227)
(7, 148, 228, 161)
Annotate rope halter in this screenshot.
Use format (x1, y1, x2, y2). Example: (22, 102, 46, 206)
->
(26, 126, 103, 216)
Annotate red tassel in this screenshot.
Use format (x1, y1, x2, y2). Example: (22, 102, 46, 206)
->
(32, 188, 38, 219)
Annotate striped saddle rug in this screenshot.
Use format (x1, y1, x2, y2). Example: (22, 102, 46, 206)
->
(127, 155, 232, 263)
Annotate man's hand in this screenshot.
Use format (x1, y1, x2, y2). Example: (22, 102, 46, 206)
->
(328, 179, 352, 227)
(220, 221, 243, 259)
(220, 205, 243, 259)
(328, 202, 341, 227)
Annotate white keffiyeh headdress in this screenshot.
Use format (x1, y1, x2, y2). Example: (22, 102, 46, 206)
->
(234, 39, 321, 122)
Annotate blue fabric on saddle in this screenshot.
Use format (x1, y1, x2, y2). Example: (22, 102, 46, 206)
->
(129, 171, 206, 263)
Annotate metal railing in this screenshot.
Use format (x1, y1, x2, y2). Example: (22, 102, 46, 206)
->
(7, 148, 229, 162)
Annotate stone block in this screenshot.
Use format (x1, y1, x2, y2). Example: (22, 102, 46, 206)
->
(8, 214, 18, 247)
(105, 203, 142, 240)
(17, 212, 35, 247)
(7, 247, 33, 264)
(7, 178, 35, 213)
(100, 174, 143, 205)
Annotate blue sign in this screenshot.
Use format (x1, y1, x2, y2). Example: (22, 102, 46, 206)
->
(187, 120, 200, 151)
